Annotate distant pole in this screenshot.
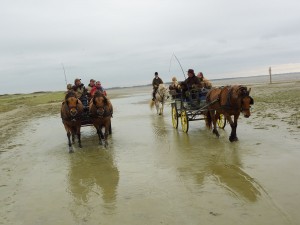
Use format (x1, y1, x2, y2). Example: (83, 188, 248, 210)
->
(269, 66, 272, 84)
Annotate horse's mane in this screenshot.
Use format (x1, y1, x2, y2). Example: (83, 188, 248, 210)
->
(65, 90, 77, 100)
(92, 90, 110, 106)
(234, 85, 249, 97)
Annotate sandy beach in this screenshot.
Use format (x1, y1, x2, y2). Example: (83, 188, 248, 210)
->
(0, 78, 300, 225)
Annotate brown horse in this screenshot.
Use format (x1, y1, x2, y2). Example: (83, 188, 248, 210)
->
(89, 91, 113, 147)
(205, 85, 254, 142)
(61, 91, 84, 153)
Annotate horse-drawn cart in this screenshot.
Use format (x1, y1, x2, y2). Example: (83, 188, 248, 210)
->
(80, 96, 112, 134)
(170, 88, 226, 133)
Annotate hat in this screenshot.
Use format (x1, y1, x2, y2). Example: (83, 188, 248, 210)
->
(154, 72, 158, 75)
(74, 78, 81, 83)
(90, 79, 95, 82)
(187, 69, 194, 74)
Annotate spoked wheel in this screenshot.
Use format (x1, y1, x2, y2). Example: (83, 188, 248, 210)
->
(171, 104, 178, 129)
(217, 114, 226, 129)
(181, 110, 189, 133)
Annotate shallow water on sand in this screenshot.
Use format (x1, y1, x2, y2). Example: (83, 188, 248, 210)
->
(1, 93, 300, 225)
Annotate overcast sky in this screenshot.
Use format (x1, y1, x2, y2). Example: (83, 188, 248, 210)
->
(1, 0, 300, 94)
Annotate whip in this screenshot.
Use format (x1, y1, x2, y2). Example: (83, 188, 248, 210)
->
(169, 53, 187, 80)
(62, 63, 68, 85)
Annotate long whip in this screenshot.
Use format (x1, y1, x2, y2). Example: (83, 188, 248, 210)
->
(173, 53, 187, 80)
(62, 63, 68, 85)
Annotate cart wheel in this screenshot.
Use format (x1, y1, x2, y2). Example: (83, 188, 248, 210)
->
(171, 104, 178, 129)
(181, 110, 189, 133)
(217, 114, 226, 129)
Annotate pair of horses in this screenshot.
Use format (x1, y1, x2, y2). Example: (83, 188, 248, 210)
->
(61, 91, 113, 152)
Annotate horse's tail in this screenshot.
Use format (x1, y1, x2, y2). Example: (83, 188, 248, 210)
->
(205, 110, 212, 129)
(149, 100, 155, 109)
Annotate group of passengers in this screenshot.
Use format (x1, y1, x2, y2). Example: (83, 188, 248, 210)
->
(152, 69, 212, 101)
(66, 78, 107, 106)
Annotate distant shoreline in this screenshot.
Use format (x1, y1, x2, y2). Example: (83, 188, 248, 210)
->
(1, 72, 300, 96)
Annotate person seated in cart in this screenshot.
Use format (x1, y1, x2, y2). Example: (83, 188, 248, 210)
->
(169, 76, 181, 99)
(90, 81, 107, 97)
(180, 69, 201, 98)
(86, 78, 96, 99)
(72, 78, 88, 108)
(197, 72, 212, 89)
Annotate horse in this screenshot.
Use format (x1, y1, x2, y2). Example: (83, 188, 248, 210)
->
(89, 91, 113, 147)
(205, 85, 254, 142)
(61, 91, 84, 153)
(150, 83, 169, 115)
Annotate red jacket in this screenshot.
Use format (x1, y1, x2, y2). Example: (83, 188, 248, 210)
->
(91, 86, 106, 96)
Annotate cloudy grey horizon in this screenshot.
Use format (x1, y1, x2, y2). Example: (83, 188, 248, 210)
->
(1, 0, 300, 94)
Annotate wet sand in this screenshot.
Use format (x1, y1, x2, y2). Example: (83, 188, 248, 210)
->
(0, 81, 300, 225)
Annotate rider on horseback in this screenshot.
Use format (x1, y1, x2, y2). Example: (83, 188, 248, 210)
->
(152, 72, 163, 101)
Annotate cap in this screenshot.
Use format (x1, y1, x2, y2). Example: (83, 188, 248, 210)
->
(90, 79, 95, 82)
(74, 78, 81, 83)
(154, 72, 158, 75)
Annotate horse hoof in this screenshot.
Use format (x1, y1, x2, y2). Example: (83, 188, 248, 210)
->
(104, 142, 108, 148)
(79, 144, 82, 148)
(229, 136, 238, 142)
(213, 129, 220, 137)
(69, 148, 74, 153)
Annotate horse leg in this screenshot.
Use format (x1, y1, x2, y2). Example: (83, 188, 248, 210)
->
(67, 131, 73, 153)
(104, 124, 109, 148)
(226, 115, 238, 142)
(211, 110, 219, 137)
(96, 126, 104, 145)
(76, 126, 82, 148)
(71, 130, 75, 144)
(229, 114, 239, 142)
(156, 101, 160, 115)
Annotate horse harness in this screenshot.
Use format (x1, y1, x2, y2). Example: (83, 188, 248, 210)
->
(61, 101, 81, 122)
(208, 86, 251, 111)
(90, 104, 112, 118)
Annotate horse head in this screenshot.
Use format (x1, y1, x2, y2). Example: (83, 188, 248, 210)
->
(157, 84, 170, 101)
(92, 91, 110, 117)
(239, 86, 254, 118)
(65, 91, 80, 117)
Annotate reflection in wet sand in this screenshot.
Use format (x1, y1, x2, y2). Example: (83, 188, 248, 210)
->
(67, 141, 119, 221)
(152, 116, 261, 202)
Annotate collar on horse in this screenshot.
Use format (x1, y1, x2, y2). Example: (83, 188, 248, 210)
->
(219, 86, 250, 111)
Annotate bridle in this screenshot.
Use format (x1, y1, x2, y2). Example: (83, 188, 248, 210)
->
(92, 97, 111, 118)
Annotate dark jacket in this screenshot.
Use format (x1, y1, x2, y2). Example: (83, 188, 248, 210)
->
(184, 75, 200, 89)
(152, 77, 163, 89)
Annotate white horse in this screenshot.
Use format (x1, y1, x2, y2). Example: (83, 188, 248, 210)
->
(150, 84, 169, 115)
